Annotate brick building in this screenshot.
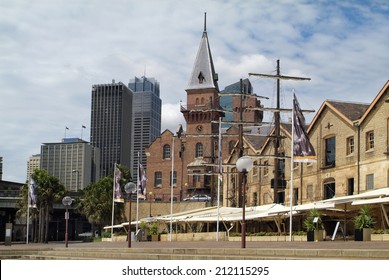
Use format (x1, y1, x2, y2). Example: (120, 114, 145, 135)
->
(145, 24, 261, 203)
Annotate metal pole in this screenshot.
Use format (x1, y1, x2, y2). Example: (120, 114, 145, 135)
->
(65, 205, 69, 248)
(170, 136, 175, 241)
(241, 170, 247, 248)
(127, 198, 132, 248)
(289, 91, 295, 242)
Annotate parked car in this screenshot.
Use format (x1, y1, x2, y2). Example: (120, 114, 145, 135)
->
(183, 194, 211, 202)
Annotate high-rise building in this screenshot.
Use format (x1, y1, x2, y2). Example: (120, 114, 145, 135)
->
(26, 154, 40, 181)
(90, 81, 133, 177)
(128, 76, 161, 178)
(40, 138, 100, 191)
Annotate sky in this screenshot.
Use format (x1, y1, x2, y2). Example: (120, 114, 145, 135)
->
(1, 0, 388, 183)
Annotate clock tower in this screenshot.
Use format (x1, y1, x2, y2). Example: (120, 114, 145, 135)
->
(180, 14, 224, 197)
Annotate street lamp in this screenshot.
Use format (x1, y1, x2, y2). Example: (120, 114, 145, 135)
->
(125, 182, 136, 248)
(148, 192, 153, 217)
(236, 156, 253, 248)
(72, 170, 79, 192)
(62, 196, 72, 248)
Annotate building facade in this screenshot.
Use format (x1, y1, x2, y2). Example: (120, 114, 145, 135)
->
(145, 24, 262, 203)
(26, 154, 40, 181)
(128, 76, 161, 179)
(226, 80, 389, 210)
(90, 81, 133, 177)
(40, 138, 100, 191)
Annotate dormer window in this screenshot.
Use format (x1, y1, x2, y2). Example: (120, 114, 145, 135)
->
(198, 72, 205, 84)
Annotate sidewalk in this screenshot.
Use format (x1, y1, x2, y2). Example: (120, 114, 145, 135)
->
(3, 239, 389, 250)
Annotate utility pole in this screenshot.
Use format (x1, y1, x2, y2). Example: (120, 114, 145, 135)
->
(249, 60, 310, 204)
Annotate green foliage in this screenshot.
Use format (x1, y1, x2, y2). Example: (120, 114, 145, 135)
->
(303, 209, 322, 232)
(148, 222, 159, 235)
(101, 231, 111, 238)
(76, 165, 130, 228)
(354, 206, 375, 229)
(77, 176, 120, 227)
(17, 169, 66, 243)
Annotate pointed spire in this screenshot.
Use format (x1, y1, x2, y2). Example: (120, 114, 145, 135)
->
(186, 14, 218, 91)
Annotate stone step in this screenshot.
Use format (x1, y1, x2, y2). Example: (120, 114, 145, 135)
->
(2, 247, 389, 260)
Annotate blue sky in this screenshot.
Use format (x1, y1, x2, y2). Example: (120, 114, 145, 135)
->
(1, 0, 388, 183)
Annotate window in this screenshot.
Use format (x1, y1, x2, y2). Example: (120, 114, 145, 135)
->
(366, 174, 374, 190)
(195, 142, 203, 158)
(366, 131, 374, 151)
(263, 160, 269, 176)
(278, 152, 285, 178)
(324, 136, 336, 167)
(307, 184, 314, 201)
(154, 172, 162, 188)
(324, 181, 335, 199)
(198, 72, 205, 84)
(193, 170, 201, 187)
(347, 178, 354, 195)
(163, 144, 170, 159)
(346, 136, 354, 155)
(253, 161, 258, 176)
(253, 192, 258, 206)
(170, 171, 177, 187)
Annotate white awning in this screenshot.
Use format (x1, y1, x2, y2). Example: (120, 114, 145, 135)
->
(294, 201, 335, 211)
(351, 196, 389, 206)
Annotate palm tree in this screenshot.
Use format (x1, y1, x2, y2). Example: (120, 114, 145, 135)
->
(32, 169, 66, 243)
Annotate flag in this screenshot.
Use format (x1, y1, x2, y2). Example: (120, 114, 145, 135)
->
(137, 162, 147, 198)
(113, 164, 124, 203)
(292, 94, 316, 162)
(28, 177, 37, 208)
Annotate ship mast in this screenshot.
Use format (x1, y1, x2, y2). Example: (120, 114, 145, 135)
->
(249, 60, 310, 203)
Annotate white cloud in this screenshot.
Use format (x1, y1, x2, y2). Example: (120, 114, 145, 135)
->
(1, 0, 388, 182)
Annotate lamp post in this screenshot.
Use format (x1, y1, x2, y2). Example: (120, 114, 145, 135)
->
(72, 170, 79, 192)
(62, 196, 72, 248)
(125, 182, 136, 248)
(148, 192, 153, 217)
(236, 156, 253, 248)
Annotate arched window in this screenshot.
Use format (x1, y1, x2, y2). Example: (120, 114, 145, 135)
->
(195, 142, 203, 158)
(163, 144, 170, 159)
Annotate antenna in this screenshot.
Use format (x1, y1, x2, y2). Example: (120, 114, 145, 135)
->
(204, 12, 207, 32)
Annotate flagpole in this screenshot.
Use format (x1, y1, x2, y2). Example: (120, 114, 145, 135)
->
(111, 163, 116, 238)
(169, 135, 175, 242)
(26, 200, 30, 244)
(136, 153, 140, 235)
(289, 91, 295, 242)
(216, 117, 222, 241)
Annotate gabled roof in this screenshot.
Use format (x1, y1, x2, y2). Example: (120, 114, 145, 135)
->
(358, 80, 389, 124)
(308, 100, 369, 132)
(186, 29, 219, 91)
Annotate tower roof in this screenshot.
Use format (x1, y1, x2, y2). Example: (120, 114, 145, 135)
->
(186, 25, 218, 91)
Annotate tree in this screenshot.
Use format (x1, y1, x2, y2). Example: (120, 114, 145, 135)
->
(18, 169, 66, 243)
(76, 164, 131, 233)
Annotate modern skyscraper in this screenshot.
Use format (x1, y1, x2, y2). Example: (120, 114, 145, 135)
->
(40, 138, 100, 191)
(128, 76, 161, 179)
(90, 81, 133, 177)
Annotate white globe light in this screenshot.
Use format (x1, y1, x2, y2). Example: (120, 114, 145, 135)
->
(236, 156, 254, 172)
